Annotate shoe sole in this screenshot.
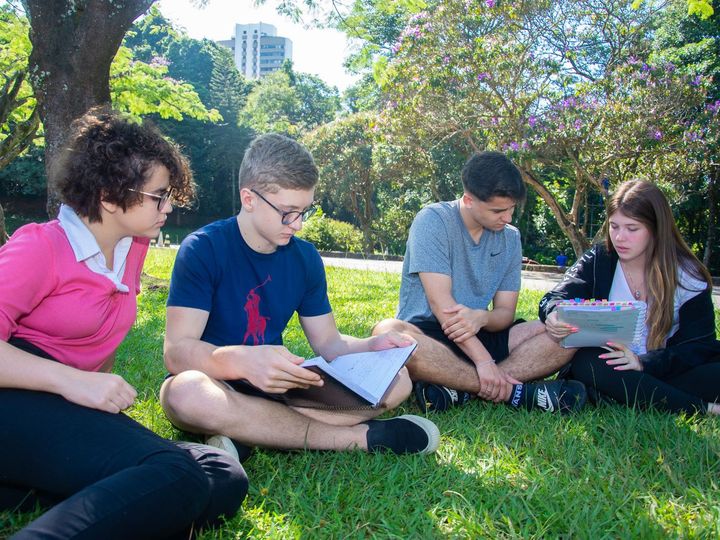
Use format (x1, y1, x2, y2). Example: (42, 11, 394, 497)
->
(204, 434, 240, 462)
(396, 414, 440, 454)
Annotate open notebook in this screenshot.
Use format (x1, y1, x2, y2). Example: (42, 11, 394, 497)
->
(282, 344, 417, 410)
(556, 300, 646, 351)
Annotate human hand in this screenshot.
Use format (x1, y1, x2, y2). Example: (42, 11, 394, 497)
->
(544, 310, 577, 342)
(599, 342, 642, 371)
(441, 304, 489, 343)
(244, 345, 324, 393)
(367, 331, 415, 352)
(474, 360, 514, 402)
(61, 371, 137, 413)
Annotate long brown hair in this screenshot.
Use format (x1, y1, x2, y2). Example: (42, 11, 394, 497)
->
(605, 180, 711, 349)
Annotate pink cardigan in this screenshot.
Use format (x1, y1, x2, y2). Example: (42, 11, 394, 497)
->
(0, 221, 149, 371)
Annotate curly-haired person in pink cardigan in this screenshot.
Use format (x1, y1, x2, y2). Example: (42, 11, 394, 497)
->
(0, 107, 247, 540)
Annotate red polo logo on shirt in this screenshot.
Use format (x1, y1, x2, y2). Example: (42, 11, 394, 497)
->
(243, 275, 271, 345)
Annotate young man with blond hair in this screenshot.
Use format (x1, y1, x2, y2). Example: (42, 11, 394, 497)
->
(160, 133, 439, 458)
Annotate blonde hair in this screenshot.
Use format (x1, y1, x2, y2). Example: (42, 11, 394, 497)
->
(605, 180, 711, 349)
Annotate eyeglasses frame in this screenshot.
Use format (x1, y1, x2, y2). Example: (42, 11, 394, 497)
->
(129, 188, 174, 211)
(250, 188, 317, 225)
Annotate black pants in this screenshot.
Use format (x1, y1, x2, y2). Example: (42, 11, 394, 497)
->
(567, 347, 720, 414)
(1, 339, 248, 539)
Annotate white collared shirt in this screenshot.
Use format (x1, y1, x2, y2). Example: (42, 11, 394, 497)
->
(57, 204, 132, 292)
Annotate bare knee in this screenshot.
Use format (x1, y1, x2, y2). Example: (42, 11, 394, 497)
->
(382, 367, 412, 409)
(160, 370, 223, 431)
(372, 318, 416, 336)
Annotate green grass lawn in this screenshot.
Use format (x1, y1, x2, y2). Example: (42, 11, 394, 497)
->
(4, 247, 720, 539)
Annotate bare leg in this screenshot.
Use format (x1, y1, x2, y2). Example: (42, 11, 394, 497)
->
(372, 319, 482, 393)
(499, 321, 575, 381)
(160, 369, 412, 451)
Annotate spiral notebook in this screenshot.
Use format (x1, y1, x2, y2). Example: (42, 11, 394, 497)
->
(556, 300, 646, 350)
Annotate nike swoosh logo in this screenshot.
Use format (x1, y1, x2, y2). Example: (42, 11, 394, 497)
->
(490, 251, 502, 257)
(537, 388, 554, 412)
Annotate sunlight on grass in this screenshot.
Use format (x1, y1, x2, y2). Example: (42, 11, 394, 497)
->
(6, 247, 720, 538)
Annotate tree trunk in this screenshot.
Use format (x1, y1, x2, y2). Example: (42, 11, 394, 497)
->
(21, 0, 155, 218)
(519, 167, 590, 258)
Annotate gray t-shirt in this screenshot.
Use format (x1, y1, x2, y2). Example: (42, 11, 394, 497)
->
(397, 200, 522, 324)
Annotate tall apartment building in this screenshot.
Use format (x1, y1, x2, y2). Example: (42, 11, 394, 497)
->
(218, 23, 293, 79)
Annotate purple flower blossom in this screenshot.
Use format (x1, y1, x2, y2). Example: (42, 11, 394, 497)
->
(641, 63, 650, 72)
(477, 72, 490, 81)
(691, 75, 702, 87)
(707, 100, 720, 114)
(485, 0, 496, 7)
(509, 141, 520, 151)
(684, 131, 702, 142)
(574, 119, 582, 130)
(150, 56, 170, 68)
(650, 129, 663, 140)
(443, 56, 451, 65)
(528, 116, 537, 128)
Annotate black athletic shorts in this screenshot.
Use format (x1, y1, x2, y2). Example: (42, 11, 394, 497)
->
(411, 319, 525, 364)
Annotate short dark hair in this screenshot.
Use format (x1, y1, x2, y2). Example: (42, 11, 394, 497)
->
(238, 133, 318, 193)
(56, 106, 195, 222)
(461, 151, 526, 202)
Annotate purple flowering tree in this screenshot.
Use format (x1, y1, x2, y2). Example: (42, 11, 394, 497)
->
(377, 0, 717, 258)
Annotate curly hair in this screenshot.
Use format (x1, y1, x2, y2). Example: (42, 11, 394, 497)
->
(56, 106, 195, 222)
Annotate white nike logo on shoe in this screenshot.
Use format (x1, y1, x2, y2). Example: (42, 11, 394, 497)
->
(536, 388, 554, 412)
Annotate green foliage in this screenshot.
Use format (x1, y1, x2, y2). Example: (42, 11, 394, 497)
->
(110, 46, 221, 123)
(239, 61, 341, 137)
(123, 8, 254, 219)
(687, 0, 715, 19)
(303, 112, 379, 252)
(0, 145, 45, 198)
(296, 212, 364, 253)
(369, 0, 718, 267)
(0, 5, 40, 169)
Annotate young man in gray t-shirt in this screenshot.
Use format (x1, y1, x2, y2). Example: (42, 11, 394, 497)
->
(374, 151, 585, 413)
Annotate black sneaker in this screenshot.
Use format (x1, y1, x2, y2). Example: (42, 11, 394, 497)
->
(365, 414, 440, 454)
(525, 379, 587, 414)
(414, 381, 472, 413)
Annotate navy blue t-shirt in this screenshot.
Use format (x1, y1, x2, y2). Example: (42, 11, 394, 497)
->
(167, 217, 332, 347)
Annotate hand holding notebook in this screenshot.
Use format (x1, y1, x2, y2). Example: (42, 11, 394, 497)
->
(282, 344, 417, 410)
(555, 300, 646, 351)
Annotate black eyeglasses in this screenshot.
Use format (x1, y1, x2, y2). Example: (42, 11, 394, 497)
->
(129, 188, 173, 211)
(251, 189, 317, 225)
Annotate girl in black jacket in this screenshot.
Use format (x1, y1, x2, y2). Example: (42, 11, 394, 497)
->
(539, 180, 720, 414)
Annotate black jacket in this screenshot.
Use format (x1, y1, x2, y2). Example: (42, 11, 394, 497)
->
(538, 244, 720, 378)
